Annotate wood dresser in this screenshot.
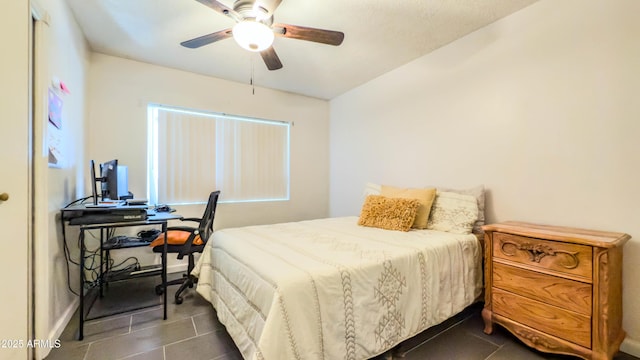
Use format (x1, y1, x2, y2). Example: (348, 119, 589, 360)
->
(482, 221, 630, 360)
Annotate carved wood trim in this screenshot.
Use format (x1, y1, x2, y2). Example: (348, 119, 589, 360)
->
(595, 248, 610, 352)
(492, 315, 592, 360)
(500, 240, 580, 269)
(483, 232, 493, 307)
(514, 327, 562, 351)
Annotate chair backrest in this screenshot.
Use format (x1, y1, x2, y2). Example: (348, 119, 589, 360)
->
(198, 191, 220, 244)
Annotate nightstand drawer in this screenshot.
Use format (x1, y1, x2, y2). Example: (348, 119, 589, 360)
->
(492, 288, 591, 348)
(493, 262, 591, 315)
(493, 232, 592, 280)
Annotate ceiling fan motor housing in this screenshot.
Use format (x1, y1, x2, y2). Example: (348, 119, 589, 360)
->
(233, 0, 282, 20)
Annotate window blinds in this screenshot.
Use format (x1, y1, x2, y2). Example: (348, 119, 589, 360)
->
(148, 105, 290, 204)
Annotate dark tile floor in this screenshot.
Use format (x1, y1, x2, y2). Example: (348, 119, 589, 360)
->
(46, 275, 639, 360)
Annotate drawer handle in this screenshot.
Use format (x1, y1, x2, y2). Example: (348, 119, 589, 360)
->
(500, 241, 580, 269)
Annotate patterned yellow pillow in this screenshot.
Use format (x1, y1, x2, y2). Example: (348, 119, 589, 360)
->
(358, 195, 420, 232)
(381, 185, 436, 229)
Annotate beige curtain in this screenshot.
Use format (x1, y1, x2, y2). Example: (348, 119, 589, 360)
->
(150, 106, 289, 204)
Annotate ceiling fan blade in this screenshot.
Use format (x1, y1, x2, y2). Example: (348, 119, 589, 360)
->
(195, 0, 241, 22)
(273, 23, 344, 46)
(181, 29, 232, 49)
(260, 47, 283, 71)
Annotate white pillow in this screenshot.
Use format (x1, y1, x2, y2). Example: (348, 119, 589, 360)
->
(427, 191, 479, 234)
(363, 182, 382, 197)
(437, 185, 485, 234)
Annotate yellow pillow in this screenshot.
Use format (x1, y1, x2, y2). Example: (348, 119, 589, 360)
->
(358, 195, 420, 232)
(149, 230, 203, 248)
(381, 185, 436, 229)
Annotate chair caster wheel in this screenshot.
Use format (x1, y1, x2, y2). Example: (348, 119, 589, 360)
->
(175, 296, 183, 305)
(155, 285, 164, 295)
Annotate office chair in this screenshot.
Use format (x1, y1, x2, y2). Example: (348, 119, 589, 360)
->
(150, 191, 220, 304)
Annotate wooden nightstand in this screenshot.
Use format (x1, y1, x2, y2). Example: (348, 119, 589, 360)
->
(482, 221, 630, 360)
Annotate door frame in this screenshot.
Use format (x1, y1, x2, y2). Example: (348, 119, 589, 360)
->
(31, 1, 52, 358)
(1, 2, 32, 359)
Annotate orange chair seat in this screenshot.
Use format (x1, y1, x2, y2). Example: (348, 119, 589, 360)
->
(149, 230, 203, 248)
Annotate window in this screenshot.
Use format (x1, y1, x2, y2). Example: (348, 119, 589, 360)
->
(147, 104, 290, 205)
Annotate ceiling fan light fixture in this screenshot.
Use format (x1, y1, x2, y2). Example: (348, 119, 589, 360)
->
(232, 20, 274, 52)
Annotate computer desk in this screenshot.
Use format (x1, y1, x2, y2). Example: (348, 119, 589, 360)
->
(60, 204, 182, 340)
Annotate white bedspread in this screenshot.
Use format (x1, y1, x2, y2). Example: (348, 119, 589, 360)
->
(193, 216, 482, 360)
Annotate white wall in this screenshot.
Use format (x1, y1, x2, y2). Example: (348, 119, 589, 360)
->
(329, 0, 640, 355)
(34, 0, 90, 357)
(87, 53, 330, 266)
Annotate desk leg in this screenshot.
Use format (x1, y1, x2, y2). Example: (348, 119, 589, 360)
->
(79, 229, 85, 341)
(99, 228, 104, 298)
(162, 222, 167, 320)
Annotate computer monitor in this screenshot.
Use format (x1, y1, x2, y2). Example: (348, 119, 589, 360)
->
(90, 159, 131, 202)
(100, 159, 119, 201)
(90, 160, 99, 205)
(116, 165, 129, 200)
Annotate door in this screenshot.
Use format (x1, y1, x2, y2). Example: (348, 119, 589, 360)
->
(0, 2, 31, 359)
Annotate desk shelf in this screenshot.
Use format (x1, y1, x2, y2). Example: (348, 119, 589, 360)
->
(105, 264, 162, 282)
(102, 238, 153, 250)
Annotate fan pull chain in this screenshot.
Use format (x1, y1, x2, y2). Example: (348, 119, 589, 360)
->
(250, 56, 255, 95)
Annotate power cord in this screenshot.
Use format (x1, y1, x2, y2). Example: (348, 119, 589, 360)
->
(63, 195, 93, 208)
(63, 228, 142, 294)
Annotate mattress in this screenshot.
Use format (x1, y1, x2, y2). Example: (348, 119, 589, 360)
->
(192, 216, 482, 360)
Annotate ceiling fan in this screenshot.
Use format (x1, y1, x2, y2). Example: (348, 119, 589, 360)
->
(181, 0, 345, 70)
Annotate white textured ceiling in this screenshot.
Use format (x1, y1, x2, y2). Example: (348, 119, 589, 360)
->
(64, 0, 538, 99)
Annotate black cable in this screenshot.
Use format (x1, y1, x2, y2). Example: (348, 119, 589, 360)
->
(106, 263, 139, 278)
(63, 195, 93, 208)
(109, 256, 140, 271)
(105, 252, 139, 277)
(62, 194, 102, 294)
(67, 228, 103, 290)
(83, 248, 100, 286)
(61, 226, 80, 296)
(62, 222, 144, 295)
(63, 231, 102, 294)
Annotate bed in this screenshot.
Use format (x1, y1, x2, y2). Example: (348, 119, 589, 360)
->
(192, 213, 483, 360)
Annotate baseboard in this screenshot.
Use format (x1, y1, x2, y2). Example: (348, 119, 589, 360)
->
(167, 263, 188, 274)
(51, 297, 79, 340)
(37, 297, 79, 359)
(621, 337, 640, 357)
